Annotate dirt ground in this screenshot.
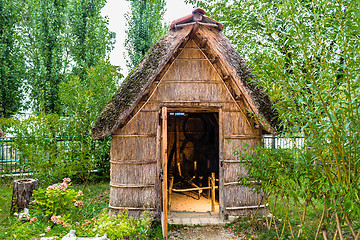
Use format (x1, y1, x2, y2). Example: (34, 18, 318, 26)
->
(170, 192, 219, 212)
(168, 192, 244, 239)
(168, 226, 246, 240)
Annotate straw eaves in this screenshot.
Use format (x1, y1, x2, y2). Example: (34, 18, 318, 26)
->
(92, 24, 279, 140)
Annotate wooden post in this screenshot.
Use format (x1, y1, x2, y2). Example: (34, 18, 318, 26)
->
(198, 176, 203, 200)
(211, 172, 216, 212)
(168, 176, 174, 211)
(161, 107, 168, 240)
(219, 108, 225, 219)
(208, 176, 211, 199)
(175, 118, 182, 177)
(11, 179, 38, 213)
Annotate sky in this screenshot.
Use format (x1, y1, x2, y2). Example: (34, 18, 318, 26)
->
(101, 0, 194, 76)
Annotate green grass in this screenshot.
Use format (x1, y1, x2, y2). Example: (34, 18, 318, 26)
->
(0, 179, 15, 236)
(0, 178, 110, 239)
(227, 195, 329, 240)
(148, 219, 163, 239)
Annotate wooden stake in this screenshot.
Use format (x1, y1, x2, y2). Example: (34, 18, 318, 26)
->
(211, 172, 216, 212)
(168, 176, 174, 211)
(208, 176, 211, 199)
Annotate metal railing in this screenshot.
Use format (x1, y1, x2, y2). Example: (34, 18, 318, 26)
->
(1, 136, 305, 175)
(263, 136, 305, 149)
(0, 137, 22, 174)
(0, 136, 84, 175)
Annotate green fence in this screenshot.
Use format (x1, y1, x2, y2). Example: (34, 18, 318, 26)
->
(0, 137, 22, 174)
(0, 136, 81, 175)
(1, 136, 304, 175)
(263, 136, 305, 149)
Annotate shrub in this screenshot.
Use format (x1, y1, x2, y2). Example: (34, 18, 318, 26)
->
(76, 210, 153, 240)
(30, 178, 83, 223)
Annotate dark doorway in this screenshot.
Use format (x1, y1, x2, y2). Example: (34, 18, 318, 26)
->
(167, 112, 219, 212)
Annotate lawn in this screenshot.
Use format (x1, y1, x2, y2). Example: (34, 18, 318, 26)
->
(1, 177, 340, 240)
(0, 177, 162, 239)
(0, 178, 110, 239)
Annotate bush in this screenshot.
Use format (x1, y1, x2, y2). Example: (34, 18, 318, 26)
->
(0, 179, 154, 240)
(31, 178, 83, 223)
(77, 210, 153, 239)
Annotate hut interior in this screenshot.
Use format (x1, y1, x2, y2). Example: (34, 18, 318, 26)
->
(167, 112, 219, 212)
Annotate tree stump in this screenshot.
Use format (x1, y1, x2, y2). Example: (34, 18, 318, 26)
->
(11, 178, 38, 214)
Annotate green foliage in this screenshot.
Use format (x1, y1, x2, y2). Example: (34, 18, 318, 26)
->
(0, 60, 119, 184)
(0, 0, 26, 117)
(21, 0, 69, 114)
(1, 0, 116, 116)
(0, 114, 72, 184)
(230, 216, 279, 240)
(69, 0, 115, 80)
(60, 60, 120, 124)
(0, 1, 118, 184)
(148, 219, 163, 239)
(77, 210, 153, 239)
(125, 0, 167, 70)
(0, 179, 153, 239)
(59, 60, 120, 181)
(189, 0, 360, 238)
(31, 178, 84, 222)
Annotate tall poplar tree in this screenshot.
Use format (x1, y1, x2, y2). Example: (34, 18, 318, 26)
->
(69, 0, 115, 80)
(125, 0, 166, 70)
(0, 0, 25, 117)
(21, 0, 68, 114)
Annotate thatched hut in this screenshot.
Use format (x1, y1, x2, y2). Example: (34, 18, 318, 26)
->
(92, 7, 278, 229)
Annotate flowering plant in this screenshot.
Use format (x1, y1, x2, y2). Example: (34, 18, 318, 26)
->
(30, 178, 84, 222)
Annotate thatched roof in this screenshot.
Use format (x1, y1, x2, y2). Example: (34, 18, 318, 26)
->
(193, 26, 279, 133)
(92, 10, 278, 140)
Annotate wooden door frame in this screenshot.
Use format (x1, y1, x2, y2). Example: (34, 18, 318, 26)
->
(163, 107, 224, 220)
(161, 107, 168, 239)
(219, 108, 225, 220)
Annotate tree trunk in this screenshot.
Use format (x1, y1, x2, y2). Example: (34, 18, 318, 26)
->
(11, 179, 38, 213)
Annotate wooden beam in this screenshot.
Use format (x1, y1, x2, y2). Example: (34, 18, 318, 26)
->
(226, 204, 268, 210)
(172, 186, 215, 192)
(110, 183, 155, 188)
(175, 58, 208, 61)
(109, 205, 156, 211)
(224, 135, 261, 139)
(112, 134, 156, 138)
(175, 118, 181, 177)
(211, 172, 216, 212)
(168, 176, 174, 211)
(161, 80, 221, 84)
(110, 160, 156, 165)
(161, 107, 168, 240)
(189, 23, 199, 39)
(219, 108, 225, 220)
(224, 181, 242, 186)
